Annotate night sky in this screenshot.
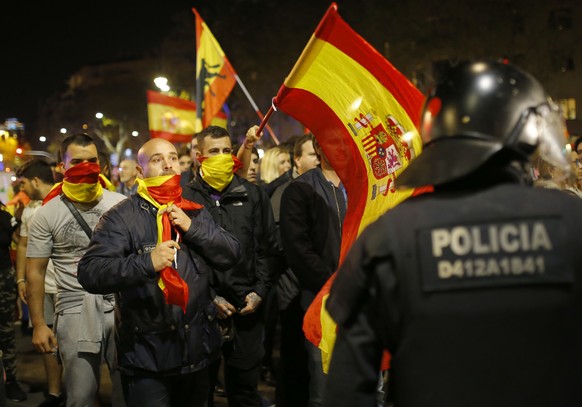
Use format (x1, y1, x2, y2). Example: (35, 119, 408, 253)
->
(1, 1, 194, 128)
(0, 0, 351, 139)
(3, 0, 569, 138)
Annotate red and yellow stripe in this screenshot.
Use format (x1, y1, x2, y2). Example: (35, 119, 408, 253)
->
(274, 3, 429, 371)
(147, 91, 197, 143)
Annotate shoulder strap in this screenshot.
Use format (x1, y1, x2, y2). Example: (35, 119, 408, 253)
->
(60, 195, 93, 239)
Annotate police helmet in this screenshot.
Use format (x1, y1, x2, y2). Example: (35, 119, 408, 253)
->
(396, 61, 569, 189)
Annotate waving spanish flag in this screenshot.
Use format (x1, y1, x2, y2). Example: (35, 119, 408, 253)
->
(147, 91, 197, 143)
(273, 3, 429, 372)
(193, 8, 237, 131)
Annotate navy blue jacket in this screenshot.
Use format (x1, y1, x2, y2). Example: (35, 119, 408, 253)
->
(78, 195, 240, 376)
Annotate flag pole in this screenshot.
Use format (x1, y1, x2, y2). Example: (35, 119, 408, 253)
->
(256, 103, 276, 140)
(234, 74, 280, 145)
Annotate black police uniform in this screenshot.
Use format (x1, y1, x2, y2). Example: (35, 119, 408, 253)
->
(325, 178, 582, 407)
(324, 61, 582, 407)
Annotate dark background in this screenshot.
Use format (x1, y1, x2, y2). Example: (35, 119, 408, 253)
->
(1, 1, 195, 126)
(2, 0, 580, 148)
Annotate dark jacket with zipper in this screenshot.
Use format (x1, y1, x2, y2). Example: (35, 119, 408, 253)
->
(183, 174, 280, 309)
(77, 194, 240, 376)
(326, 181, 582, 407)
(280, 167, 347, 308)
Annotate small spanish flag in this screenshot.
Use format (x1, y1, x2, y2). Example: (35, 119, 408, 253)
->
(147, 91, 197, 143)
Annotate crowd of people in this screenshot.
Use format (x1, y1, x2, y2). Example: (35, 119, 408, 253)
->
(1, 61, 582, 407)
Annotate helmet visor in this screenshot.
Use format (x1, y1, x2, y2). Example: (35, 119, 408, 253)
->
(512, 100, 570, 179)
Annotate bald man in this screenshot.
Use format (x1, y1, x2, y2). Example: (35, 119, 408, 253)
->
(78, 138, 240, 407)
(116, 158, 138, 197)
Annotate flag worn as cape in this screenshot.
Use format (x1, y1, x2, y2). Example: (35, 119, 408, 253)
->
(147, 91, 197, 143)
(273, 2, 430, 372)
(193, 8, 236, 131)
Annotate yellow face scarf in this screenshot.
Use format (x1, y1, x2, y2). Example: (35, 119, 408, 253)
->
(199, 154, 241, 191)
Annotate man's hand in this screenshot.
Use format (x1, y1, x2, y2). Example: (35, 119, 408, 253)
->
(239, 292, 262, 315)
(14, 201, 24, 223)
(243, 125, 263, 149)
(150, 240, 180, 272)
(160, 204, 191, 233)
(17, 281, 27, 304)
(213, 295, 237, 319)
(32, 324, 58, 354)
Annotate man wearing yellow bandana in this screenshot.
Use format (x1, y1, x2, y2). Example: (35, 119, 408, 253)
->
(78, 138, 240, 407)
(184, 126, 281, 407)
(26, 133, 127, 407)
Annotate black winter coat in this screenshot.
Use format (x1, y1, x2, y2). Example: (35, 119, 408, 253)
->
(279, 167, 347, 304)
(0, 209, 16, 270)
(78, 195, 240, 376)
(326, 183, 582, 407)
(183, 175, 280, 308)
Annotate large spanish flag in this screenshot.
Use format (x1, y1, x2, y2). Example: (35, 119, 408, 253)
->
(147, 90, 197, 143)
(274, 3, 429, 372)
(193, 8, 237, 131)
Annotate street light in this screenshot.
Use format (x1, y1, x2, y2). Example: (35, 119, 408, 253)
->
(154, 77, 170, 92)
(95, 112, 104, 119)
(60, 128, 67, 134)
(131, 131, 139, 137)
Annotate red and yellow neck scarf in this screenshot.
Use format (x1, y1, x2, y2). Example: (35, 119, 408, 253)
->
(43, 162, 111, 205)
(100, 175, 116, 192)
(137, 174, 203, 313)
(199, 154, 243, 191)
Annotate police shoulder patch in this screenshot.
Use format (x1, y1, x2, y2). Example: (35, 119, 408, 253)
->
(417, 217, 573, 292)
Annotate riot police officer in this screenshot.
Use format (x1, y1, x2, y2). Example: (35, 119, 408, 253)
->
(324, 61, 582, 407)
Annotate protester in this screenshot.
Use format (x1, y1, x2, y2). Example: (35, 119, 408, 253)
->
(235, 142, 277, 390)
(235, 145, 260, 184)
(271, 133, 319, 225)
(183, 125, 281, 407)
(279, 137, 346, 407)
(78, 138, 240, 407)
(26, 133, 127, 407)
(15, 159, 65, 407)
(262, 134, 318, 389)
(179, 149, 194, 174)
(259, 146, 292, 197)
(235, 126, 263, 183)
(180, 134, 199, 187)
(272, 133, 319, 406)
(324, 61, 582, 407)
(98, 151, 113, 183)
(573, 137, 582, 190)
(0, 200, 26, 402)
(116, 158, 138, 197)
(532, 149, 582, 198)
